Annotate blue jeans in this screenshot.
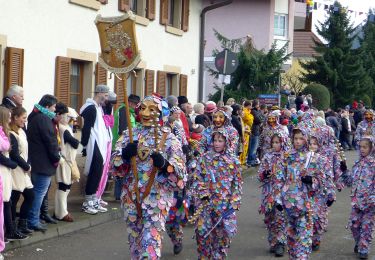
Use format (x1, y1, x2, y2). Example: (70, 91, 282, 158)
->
(247, 135, 260, 165)
(114, 177, 123, 200)
(28, 173, 52, 227)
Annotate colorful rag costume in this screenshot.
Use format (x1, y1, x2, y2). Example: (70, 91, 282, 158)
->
(280, 126, 324, 260)
(341, 136, 375, 256)
(258, 132, 288, 251)
(190, 128, 242, 259)
(113, 95, 186, 260)
(197, 110, 239, 156)
(354, 110, 375, 146)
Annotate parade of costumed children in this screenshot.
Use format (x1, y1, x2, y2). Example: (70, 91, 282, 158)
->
(258, 130, 290, 257)
(340, 135, 375, 260)
(189, 127, 242, 259)
(111, 94, 186, 260)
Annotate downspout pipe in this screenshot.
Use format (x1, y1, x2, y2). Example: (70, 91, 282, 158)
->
(198, 0, 233, 102)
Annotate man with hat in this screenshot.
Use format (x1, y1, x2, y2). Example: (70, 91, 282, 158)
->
(80, 85, 112, 215)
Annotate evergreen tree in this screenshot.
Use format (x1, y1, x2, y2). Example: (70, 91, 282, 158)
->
(359, 10, 375, 105)
(208, 30, 290, 102)
(301, 1, 372, 108)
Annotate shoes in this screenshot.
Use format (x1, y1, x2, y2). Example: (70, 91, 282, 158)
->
(18, 219, 33, 235)
(354, 245, 358, 253)
(60, 214, 74, 222)
(6, 231, 29, 241)
(82, 201, 98, 215)
(94, 201, 108, 213)
(312, 243, 320, 251)
(99, 199, 108, 207)
(359, 253, 368, 259)
(269, 246, 276, 254)
(173, 243, 183, 255)
(0, 253, 4, 260)
(4, 237, 8, 244)
(29, 223, 48, 233)
(40, 213, 58, 224)
(274, 244, 285, 257)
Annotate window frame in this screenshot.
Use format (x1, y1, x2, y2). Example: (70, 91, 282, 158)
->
(274, 13, 288, 37)
(70, 60, 84, 113)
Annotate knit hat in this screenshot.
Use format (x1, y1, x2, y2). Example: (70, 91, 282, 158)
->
(128, 94, 140, 104)
(170, 106, 181, 113)
(108, 91, 117, 102)
(205, 102, 217, 113)
(178, 96, 189, 106)
(94, 85, 109, 93)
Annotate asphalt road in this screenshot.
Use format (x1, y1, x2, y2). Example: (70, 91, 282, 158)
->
(6, 151, 375, 260)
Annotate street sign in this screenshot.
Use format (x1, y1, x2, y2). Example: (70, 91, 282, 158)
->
(215, 49, 238, 75)
(258, 94, 279, 107)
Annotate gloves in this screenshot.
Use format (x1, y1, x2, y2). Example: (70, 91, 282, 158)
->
(182, 145, 191, 155)
(263, 170, 271, 179)
(82, 148, 87, 157)
(340, 161, 347, 172)
(201, 196, 210, 201)
(301, 175, 313, 185)
(122, 141, 138, 161)
(276, 204, 283, 212)
(150, 152, 168, 169)
(326, 199, 334, 207)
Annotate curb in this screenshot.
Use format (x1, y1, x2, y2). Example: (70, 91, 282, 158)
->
(5, 204, 123, 251)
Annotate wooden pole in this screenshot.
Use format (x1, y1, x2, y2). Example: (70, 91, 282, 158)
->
(121, 72, 142, 219)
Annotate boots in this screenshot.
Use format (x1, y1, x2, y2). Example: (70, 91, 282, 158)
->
(18, 219, 33, 235)
(40, 196, 58, 224)
(55, 189, 70, 220)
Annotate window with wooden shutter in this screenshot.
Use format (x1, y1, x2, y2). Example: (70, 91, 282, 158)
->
(146, 0, 156, 20)
(181, 0, 189, 32)
(145, 69, 155, 97)
(95, 62, 107, 86)
(156, 71, 167, 97)
(55, 56, 71, 106)
(160, 0, 169, 25)
(119, 0, 130, 12)
(114, 76, 125, 110)
(98, 0, 108, 4)
(4, 47, 24, 95)
(179, 74, 187, 96)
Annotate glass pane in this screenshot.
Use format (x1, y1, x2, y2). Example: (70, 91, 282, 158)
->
(280, 16, 285, 28)
(130, 0, 137, 14)
(168, 0, 174, 25)
(70, 94, 79, 111)
(274, 16, 279, 29)
(70, 62, 80, 93)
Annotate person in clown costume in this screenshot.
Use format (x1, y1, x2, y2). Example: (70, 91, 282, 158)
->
(164, 105, 189, 255)
(355, 110, 375, 147)
(190, 127, 242, 259)
(279, 125, 325, 260)
(340, 135, 375, 260)
(259, 110, 290, 159)
(258, 132, 289, 257)
(307, 129, 336, 251)
(113, 94, 186, 260)
(197, 108, 239, 156)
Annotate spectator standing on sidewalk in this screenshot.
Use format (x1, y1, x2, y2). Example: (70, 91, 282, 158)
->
(9, 107, 34, 235)
(1, 85, 24, 110)
(27, 95, 60, 232)
(247, 100, 262, 167)
(80, 85, 111, 215)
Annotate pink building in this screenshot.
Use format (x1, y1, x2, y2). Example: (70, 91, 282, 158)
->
(202, 0, 295, 101)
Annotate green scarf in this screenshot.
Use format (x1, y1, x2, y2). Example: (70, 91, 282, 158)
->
(34, 104, 56, 120)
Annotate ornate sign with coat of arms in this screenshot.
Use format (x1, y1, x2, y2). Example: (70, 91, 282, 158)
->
(95, 12, 141, 73)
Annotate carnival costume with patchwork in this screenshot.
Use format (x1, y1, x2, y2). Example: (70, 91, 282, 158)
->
(190, 128, 242, 259)
(280, 125, 324, 260)
(113, 95, 186, 260)
(259, 111, 290, 159)
(355, 110, 375, 146)
(258, 131, 289, 254)
(341, 136, 375, 257)
(197, 109, 239, 156)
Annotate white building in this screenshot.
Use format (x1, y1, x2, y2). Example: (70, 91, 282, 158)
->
(0, 0, 201, 113)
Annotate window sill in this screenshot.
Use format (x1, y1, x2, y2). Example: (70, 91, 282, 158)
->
(135, 15, 150, 26)
(69, 0, 100, 11)
(165, 26, 184, 36)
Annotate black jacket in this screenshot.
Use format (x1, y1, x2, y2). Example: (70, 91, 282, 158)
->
(1, 97, 16, 110)
(27, 111, 60, 176)
(251, 108, 262, 136)
(231, 115, 243, 140)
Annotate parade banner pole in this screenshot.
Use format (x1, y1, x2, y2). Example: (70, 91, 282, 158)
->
(95, 12, 142, 218)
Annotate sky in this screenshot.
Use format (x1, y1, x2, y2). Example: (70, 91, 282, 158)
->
(338, 0, 375, 12)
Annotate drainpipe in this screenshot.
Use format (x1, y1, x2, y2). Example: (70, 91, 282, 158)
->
(198, 0, 233, 102)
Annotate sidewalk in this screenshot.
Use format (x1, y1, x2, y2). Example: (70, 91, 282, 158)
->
(5, 196, 123, 252)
